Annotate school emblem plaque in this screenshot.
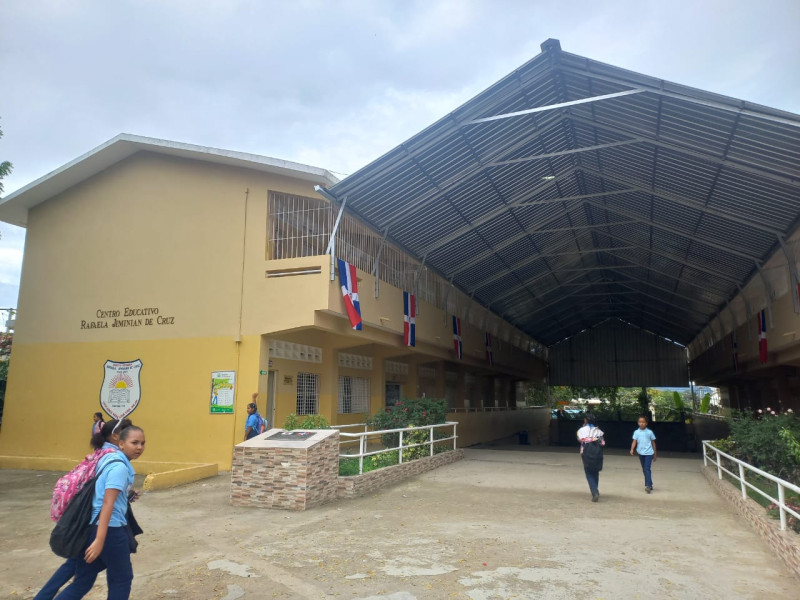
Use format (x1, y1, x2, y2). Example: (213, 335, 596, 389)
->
(100, 359, 143, 420)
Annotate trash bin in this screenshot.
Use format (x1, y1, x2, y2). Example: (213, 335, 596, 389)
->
(518, 430, 529, 445)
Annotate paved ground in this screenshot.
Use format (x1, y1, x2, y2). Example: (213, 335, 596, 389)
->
(1, 446, 797, 599)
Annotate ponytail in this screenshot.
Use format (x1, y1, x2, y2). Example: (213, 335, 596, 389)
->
(90, 418, 133, 449)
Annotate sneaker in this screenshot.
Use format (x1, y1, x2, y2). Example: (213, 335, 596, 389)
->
(592, 492, 599, 502)
(645, 486, 652, 493)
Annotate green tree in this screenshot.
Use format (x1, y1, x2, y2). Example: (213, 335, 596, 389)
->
(0, 120, 12, 196)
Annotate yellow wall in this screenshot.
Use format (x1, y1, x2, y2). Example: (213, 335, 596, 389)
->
(0, 335, 260, 468)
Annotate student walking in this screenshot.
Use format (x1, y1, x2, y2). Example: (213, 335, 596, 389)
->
(577, 411, 605, 502)
(631, 415, 657, 493)
(52, 425, 146, 600)
(36, 419, 134, 600)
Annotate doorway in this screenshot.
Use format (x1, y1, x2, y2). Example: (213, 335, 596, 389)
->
(266, 370, 276, 429)
(385, 382, 402, 407)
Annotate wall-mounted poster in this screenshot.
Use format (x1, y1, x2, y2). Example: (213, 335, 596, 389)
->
(210, 371, 236, 414)
(100, 359, 143, 420)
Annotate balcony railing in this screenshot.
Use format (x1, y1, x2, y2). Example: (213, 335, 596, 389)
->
(267, 190, 542, 355)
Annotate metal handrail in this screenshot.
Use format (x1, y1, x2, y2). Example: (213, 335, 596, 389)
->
(339, 422, 459, 475)
(702, 440, 800, 530)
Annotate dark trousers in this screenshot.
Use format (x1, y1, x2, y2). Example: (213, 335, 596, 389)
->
(639, 454, 654, 487)
(584, 467, 600, 495)
(34, 558, 77, 600)
(54, 526, 133, 600)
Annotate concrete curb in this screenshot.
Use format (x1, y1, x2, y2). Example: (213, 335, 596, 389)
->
(702, 465, 800, 581)
(338, 449, 465, 498)
(143, 463, 219, 491)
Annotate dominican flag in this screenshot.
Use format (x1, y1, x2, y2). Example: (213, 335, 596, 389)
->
(403, 291, 416, 347)
(758, 309, 768, 364)
(732, 331, 739, 372)
(485, 332, 494, 366)
(452, 316, 462, 359)
(337, 259, 362, 330)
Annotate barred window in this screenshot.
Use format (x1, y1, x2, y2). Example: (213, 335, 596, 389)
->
(338, 376, 370, 414)
(296, 372, 319, 415)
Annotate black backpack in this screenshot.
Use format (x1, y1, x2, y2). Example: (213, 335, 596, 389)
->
(582, 440, 604, 472)
(50, 458, 123, 558)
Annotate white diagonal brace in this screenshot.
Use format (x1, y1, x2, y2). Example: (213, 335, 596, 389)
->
(465, 89, 647, 125)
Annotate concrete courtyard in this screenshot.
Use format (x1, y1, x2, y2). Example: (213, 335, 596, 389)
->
(1, 447, 797, 599)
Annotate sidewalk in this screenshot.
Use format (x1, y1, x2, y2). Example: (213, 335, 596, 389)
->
(1, 448, 797, 599)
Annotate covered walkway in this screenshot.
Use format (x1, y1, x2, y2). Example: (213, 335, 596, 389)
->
(2, 450, 796, 599)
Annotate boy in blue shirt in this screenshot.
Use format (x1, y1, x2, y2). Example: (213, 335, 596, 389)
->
(630, 415, 657, 493)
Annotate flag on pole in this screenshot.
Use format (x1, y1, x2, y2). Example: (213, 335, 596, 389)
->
(452, 316, 462, 359)
(732, 331, 739, 372)
(403, 291, 416, 347)
(337, 259, 362, 330)
(758, 309, 768, 364)
(485, 332, 493, 366)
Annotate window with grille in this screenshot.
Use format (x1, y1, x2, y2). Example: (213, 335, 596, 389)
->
(338, 376, 370, 414)
(296, 372, 319, 415)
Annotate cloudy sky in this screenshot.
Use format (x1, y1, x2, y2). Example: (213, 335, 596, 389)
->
(1, 0, 799, 309)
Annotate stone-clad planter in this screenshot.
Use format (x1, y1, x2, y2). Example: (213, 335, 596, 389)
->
(702, 465, 800, 580)
(337, 449, 464, 498)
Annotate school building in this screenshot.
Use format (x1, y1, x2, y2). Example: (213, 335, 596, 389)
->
(0, 134, 547, 472)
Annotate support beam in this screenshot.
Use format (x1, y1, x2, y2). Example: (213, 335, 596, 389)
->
(579, 165, 782, 236)
(465, 89, 647, 125)
(569, 114, 800, 188)
(584, 200, 764, 263)
(419, 170, 577, 256)
(488, 140, 640, 167)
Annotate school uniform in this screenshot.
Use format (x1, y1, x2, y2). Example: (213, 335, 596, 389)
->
(54, 446, 136, 600)
(577, 424, 605, 500)
(633, 427, 657, 489)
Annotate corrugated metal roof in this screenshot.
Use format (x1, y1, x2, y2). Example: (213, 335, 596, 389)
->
(328, 39, 800, 348)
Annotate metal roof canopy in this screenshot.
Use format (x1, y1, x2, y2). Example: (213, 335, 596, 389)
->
(327, 39, 800, 350)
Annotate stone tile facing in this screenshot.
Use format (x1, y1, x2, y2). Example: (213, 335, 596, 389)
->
(231, 427, 465, 511)
(702, 465, 800, 581)
(231, 433, 340, 511)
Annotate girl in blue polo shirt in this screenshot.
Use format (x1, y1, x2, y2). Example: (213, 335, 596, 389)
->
(55, 425, 146, 600)
(630, 415, 657, 493)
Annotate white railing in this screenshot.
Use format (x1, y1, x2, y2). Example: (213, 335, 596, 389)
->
(702, 440, 800, 530)
(339, 422, 458, 475)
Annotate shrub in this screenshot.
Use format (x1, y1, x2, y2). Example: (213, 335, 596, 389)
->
(368, 397, 447, 447)
(283, 413, 331, 430)
(726, 410, 800, 484)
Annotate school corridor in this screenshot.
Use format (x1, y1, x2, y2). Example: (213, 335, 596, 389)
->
(1, 448, 796, 599)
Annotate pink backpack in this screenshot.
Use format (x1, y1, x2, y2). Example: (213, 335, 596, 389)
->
(50, 447, 117, 522)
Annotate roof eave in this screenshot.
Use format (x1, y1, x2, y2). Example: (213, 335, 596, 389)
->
(0, 133, 339, 227)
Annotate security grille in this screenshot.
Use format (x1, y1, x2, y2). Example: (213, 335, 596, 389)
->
(338, 376, 370, 414)
(296, 372, 319, 415)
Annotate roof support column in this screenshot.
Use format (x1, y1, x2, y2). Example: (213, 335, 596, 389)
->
(371, 227, 389, 298)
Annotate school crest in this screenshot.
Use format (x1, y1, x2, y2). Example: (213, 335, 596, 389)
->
(99, 359, 143, 420)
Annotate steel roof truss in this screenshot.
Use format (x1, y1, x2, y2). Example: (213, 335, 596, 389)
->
(579, 165, 782, 236)
(569, 114, 800, 187)
(557, 65, 800, 129)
